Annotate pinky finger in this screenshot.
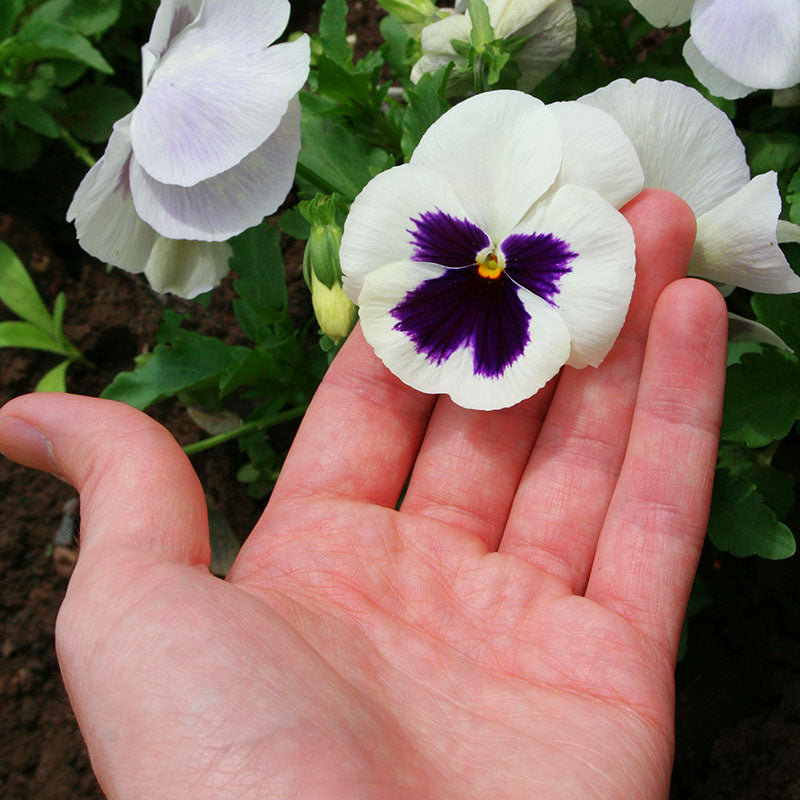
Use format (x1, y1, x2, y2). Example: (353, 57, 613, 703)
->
(585, 279, 728, 661)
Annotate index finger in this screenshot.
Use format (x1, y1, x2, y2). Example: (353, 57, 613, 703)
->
(268, 325, 436, 507)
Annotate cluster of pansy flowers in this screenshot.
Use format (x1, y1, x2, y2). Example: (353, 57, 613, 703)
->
(67, 0, 800, 412)
(340, 79, 800, 410)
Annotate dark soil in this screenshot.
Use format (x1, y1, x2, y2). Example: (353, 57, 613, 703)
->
(2, 2, 800, 798)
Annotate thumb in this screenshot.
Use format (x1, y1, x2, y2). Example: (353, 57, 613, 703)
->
(0, 393, 210, 569)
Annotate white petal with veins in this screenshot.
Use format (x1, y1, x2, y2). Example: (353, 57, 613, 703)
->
(690, 173, 800, 293)
(411, 91, 562, 241)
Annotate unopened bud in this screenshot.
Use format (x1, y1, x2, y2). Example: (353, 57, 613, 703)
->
(310, 271, 357, 344)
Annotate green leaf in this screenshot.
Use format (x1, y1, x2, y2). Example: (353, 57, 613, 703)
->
(0, 0, 25, 39)
(102, 322, 246, 410)
(751, 292, 800, 355)
(721, 348, 800, 448)
(707, 469, 796, 559)
(717, 443, 796, 521)
(62, 83, 135, 142)
(744, 131, 800, 182)
(0, 239, 55, 332)
(468, 0, 493, 52)
(30, 0, 122, 36)
(0, 122, 43, 170)
(401, 65, 451, 161)
(0, 320, 64, 353)
(35, 359, 70, 392)
(5, 96, 60, 137)
(229, 221, 287, 343)
(787, 167, 800, 225)
(218, 344, 296, 397)
(14, 17, 113, 74)
(278, 208, 311, 241)
(299, 108, 393, 200)
(318, 0, 351, 65)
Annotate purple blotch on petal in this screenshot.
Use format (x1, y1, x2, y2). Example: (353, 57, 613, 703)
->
(391, 267, 530, 378)
(502, 232, 577, 305)
(408, 209, 490, 268)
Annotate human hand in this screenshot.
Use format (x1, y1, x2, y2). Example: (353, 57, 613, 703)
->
(0, 189, 727, 800)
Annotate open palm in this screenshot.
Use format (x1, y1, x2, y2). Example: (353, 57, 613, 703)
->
(0, 191, 727, 799)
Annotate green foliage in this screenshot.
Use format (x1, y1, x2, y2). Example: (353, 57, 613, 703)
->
(401, 64, 451, 160)
(721, 348, 800, 449)
(0, 238, 83, 391)
(708, 470, 796, 559)
(101, 311, 248, 410)
(0, 0, 132, 170)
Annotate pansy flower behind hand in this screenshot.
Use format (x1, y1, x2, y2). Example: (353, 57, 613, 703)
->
(340, 91, 644, 411)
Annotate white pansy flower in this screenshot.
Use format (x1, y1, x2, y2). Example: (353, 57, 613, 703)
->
(629, 0, 800, 100)
(411, 0, 576, 92)
(580, 78, 800, 295)
(340, 91, 643, 411)
(67, 0, 309, 298)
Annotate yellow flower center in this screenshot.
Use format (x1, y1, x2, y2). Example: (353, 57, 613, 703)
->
(476, 248, 505, 279)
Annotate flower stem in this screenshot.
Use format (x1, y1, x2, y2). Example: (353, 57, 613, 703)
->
(182, 403, 308, 456)
(58, 126, 96, 169)
(295, 162, 346, 198)
(473, 55, 486, 94)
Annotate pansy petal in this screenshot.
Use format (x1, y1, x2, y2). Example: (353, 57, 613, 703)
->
(683, 37, 755, 99)
(340, 163, 475, 303)
(143, 238, 232, 298)
(727, 312, 792, 352)
(411, 52, 461, 83)
(690, 172, 800, 293)
(691, 0, 800, 90)
(580, 78, 750, 215)
(129, 97, 301, 240)
(410, 90, 562, 241)
(628, 0, 693, 26)
(511, 0, 577, 91)
(141, 0, 202, 84)
(548, 101, 644, 208)
(417, 11, 469, 57)
(66, 115, 157, 272)
(509, 185, 636, 368)
(132, 21, 308, 186)
(358, 260, 571, 410)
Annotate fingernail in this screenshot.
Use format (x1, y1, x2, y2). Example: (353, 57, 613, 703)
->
(0, 416, 60, 476)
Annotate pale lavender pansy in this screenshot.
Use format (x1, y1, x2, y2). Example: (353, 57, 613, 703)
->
(580, 78, 800, 295)
(629, 0, 800, 99)
(411, 0, 576, 93)
(340, 91, 642, 411)
(67, 0, 309, 298)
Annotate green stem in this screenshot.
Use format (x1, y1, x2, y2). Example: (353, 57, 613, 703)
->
(473, 54, 486, 95)
(182, 403, 308, 456)
(58, 126, 96, 168)
(295, 161, 346, 198)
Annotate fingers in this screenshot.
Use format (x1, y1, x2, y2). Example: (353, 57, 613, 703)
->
(499, 190, 698, 591)
(269, 325, 436, 507)
(585, 279, 727, 661)
(0, 393, 210, 568)
(399, 385, 556, 549)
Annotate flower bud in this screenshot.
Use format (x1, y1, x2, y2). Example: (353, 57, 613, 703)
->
(310, 271, 357, 344)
